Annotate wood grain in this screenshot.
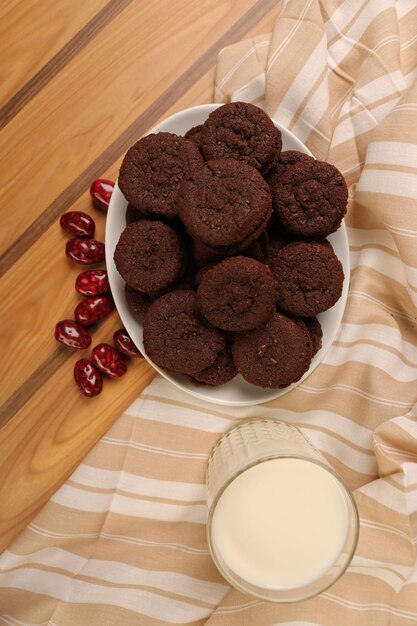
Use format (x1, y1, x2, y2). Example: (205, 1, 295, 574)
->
(0, 0, 133, 129)
(0, 351, 155, 550)
(0, 0, 108, 103)
(0, 0, 279, 551)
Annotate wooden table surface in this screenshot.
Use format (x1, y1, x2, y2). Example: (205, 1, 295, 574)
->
(0, 0, 278, 552)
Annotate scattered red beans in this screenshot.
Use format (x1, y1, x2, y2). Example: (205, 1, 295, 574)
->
(91, 343, 127, 378)
(113, 328, 143, 358)
(74, 358, 103, 397)
(55, 319, 92, 349)
(74, 295, 114, 326)
(75, 268, 109, 297)
(60, 211, 95, 238)
(66, 238, 105, 265)
(59, 179, 128, 396)
(90, 179, 114, 210)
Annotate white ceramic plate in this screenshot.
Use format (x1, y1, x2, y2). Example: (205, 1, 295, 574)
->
(106, 104, 349, 406)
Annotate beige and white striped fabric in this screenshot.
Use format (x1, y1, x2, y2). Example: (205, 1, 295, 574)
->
(1, 0, 417, 624)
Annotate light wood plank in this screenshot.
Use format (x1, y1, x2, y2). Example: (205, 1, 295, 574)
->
(0, 191, 110, 404)
(0, 0, 109, 103)
(0, 348, 155, 552)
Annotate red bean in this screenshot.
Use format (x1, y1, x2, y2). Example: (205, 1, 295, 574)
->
(113, 328, 143, 358)
(55, 319, 92, 349)
(75, 269, 109, 297)
(74, 358, 103, 397)
(66, 238, 105, 265)
(90, 179, 114, 210)
(74, 295, 114, 326)
(91, 343, 127, 378)
(60, 211, 95, 238)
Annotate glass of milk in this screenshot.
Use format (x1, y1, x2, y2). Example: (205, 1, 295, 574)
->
(206, 418, 359, 602)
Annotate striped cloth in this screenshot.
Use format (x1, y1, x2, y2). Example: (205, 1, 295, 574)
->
(1, 0, 417, 624)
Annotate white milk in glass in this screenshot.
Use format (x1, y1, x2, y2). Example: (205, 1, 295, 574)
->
(210, 457, 349, 590)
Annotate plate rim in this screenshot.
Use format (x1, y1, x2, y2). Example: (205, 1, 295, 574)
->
(105, 103, 349, 406)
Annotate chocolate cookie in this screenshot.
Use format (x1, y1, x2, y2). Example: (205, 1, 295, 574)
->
(200, 102, 281, 173)
(302, 316, 322, 357)
(270, 159, 348, 237)
(266, 236, 291, 268)
(118, 132, 203, 219)
(266, 150, 313, 188)
(271, 241, 344, 316)
(292, 318, 313, 364)
(267, 210, 296, 240)
(191, 347, 237, 386)
(143, 290, 225, 374)
(192, 230, 269, 268)
(125, 284, 153, 322)
(185, 124, 204, 146)
(232, 312, 312, 388)
(192, 239, 228, 268)
(114, 220, 185, 295)
(178, 158, 272, 248)
(198, 256, 277, 331)
(194, 264, 213, 286)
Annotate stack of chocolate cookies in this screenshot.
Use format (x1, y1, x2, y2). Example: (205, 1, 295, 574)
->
(114, 102, 347, 389)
